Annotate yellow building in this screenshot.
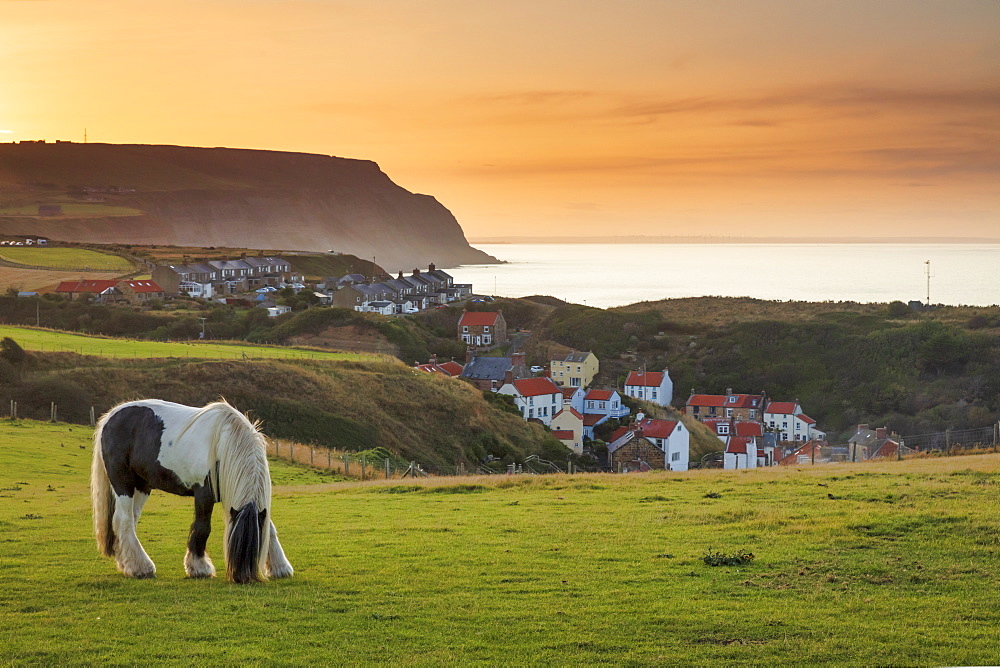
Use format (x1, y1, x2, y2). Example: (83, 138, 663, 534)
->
(550, 407, 585, 455)
(549, 350, 599, 389)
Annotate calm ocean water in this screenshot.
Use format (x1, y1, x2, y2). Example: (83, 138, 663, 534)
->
(453, 243, 1000, 308)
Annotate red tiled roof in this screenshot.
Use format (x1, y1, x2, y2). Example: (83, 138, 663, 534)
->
(626, 371, 664, 387)
(735, 422, 763, 437)
(512, 377, 561, 397)
(609, 427, 629, 442)
(687, 394, 727, 407)
(415, 364, 444, 374)
(726, 437, 753, 454)
(122, 280, 163, 293)
(561, 387, 579, 399)
(437, 361, 464, 376)
(55, 280, 119, 294)
(583, 414, 606, 427)
(638, 419, 678, 439)
(585, 389, 612, 401)
(757, 449, 766, 457)
(766, 401, 799, 415)
(458, 311, 501, 327)
(799, 414, 816, 425)
(552, 430, 575, 440)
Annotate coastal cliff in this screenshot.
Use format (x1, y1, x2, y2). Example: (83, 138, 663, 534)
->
(0, 142, 497, 271)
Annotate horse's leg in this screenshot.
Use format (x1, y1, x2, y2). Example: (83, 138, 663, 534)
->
(112, 493, 156, 578)
(132, 490, 149, 522)
(265, 520, 294, 579)
(184, 485, 216, 578)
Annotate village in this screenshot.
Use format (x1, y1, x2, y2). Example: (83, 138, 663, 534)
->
(12, 244, 916, 471)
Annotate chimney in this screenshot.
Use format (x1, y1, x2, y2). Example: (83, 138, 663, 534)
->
(875, 427, 888, 439)
(726, 387, 733, 396)
(240, 252, 247, 260)
(858, 424, 869, 433)
(503, 369, 514, 386)
(413, 268, 420, 275)
(466, 347, 476, 364)
(398, 271, 404, 279)
(429, 354, 437, 364)
(428, 263, 436, 272)
(511, 351, 526, 367)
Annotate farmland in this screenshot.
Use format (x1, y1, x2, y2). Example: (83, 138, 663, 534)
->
(0, 247, 134, 271)
(3, 419, 1000, 665)
(0, 325, 375, 361)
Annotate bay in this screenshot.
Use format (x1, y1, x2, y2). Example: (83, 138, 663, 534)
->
(453, 243, 1000, 309)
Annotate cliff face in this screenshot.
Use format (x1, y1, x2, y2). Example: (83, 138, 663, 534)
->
(0, 143, 496, 271)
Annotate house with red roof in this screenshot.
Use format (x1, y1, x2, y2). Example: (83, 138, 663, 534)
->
(623, 369, 673, 407)
(582, 388, 629, 419)
(607, 417, 689, 471)
(686, 389, 764, 423)
(496, 376, 563, 426)
(724, 436, 757, 470)
(54, 279, 120, 301)
(560, 386, 586, 415)
(764, 400, 825, 442)
(117, 280, 165, 305)
(414, 356, 464, 377)
(457, 310, 507, 347)
(550, 407, 585, 454)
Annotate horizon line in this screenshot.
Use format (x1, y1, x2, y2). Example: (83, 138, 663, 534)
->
(468, 236, 1000, 245)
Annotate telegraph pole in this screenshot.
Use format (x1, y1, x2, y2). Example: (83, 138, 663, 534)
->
(925, 260, 931, 305)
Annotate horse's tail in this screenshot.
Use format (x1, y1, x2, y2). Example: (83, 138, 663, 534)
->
(196, 401, 271, 583)
(90, 409, 116, 558)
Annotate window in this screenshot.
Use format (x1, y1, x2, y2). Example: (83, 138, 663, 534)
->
(671, 452, 680, 461)
(484, 326, 490, 333)
(462, 326, 468, 332)
(728, 396, 737, 403)
(483, 335, 491, 345)
(529, 408, 534, 418)
(726, 408, 733, 417)
(749, 410, 756, 419)
(718, 424, 729, 435)
(652, 390, 657, 399)
(571, 378, 580, 387)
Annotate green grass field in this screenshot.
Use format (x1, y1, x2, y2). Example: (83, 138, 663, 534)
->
(3, 420, 1000, 665)
(0, 247, 133, 271)
(0, 326, 378, 362)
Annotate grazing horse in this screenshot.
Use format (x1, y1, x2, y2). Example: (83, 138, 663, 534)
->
(90, 399, 293, 583)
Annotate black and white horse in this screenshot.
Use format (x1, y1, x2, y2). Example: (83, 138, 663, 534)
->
(90, 399, 293, 583)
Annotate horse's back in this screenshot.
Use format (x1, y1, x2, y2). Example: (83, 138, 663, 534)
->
(100, 400, 213, 493)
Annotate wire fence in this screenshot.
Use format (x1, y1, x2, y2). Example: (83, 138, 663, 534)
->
(901, 424, 999, 452)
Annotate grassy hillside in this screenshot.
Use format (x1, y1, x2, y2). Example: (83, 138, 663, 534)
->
(3, 421, 1000, 664)
(0, 247, 134, 271)
(0, 325, 373, 361)
(0, 341, 563, 466)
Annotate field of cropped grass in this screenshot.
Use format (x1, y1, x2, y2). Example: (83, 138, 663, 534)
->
(0, 325, 377, 362)
(3, 419, 1000, 665)
(0, 247, 133, 271)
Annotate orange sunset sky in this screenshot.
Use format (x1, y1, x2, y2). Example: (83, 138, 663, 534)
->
(2, 0, 998, 239)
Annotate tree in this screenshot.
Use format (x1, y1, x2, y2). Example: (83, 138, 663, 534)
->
(886, 301, 910, 318)
(0, 337, 27, 365)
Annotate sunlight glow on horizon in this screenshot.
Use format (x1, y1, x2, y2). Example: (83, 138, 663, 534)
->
(1, 0, 997, 239)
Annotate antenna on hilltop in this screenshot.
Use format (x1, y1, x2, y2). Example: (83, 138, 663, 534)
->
(925, 260, 934, 305)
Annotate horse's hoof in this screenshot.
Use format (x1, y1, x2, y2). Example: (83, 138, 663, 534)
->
(267, 564, 294, 579)
(131, 570, 156, 579)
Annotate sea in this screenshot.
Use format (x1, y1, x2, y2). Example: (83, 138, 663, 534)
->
(452, 243, 1000, 309)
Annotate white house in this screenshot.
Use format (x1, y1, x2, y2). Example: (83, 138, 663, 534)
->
(764, 401, 824, 442)
(724, 437, 757, 469)
(560, 386, 586, 415)
(265, 305, 292, 317)
(582, 389, 629, 419)
(623, 369, 673, 407)
(607, 418, 690, 471)
(497, 377, 563, 426)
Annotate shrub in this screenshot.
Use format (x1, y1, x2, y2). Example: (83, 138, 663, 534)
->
(0, 337, 27, 365)
(702, 548, 755, 567)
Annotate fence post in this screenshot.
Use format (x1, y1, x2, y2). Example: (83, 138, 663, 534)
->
(90, 406, 96, 428)
(9, 399, 13, 419)
(310, 447, 314, 467)
(50, 402, 56, 423)
(568, 458, 572, 474)
(361, 457, 367, 481)
(327, 449, 332, 469)
(385, 458, 391, 479)
(12, 401, 16, 420)
(344, 454, 350, 476)
(946, 429, 951, 451)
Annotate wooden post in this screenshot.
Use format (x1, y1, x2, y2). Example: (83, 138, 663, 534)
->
(344, 454, 350, 476)
(385, 458, 391, 479)
(327, 449, 332, 469)
(50, 402, 56, 423)
(361, 457, 367, 481)
(946, 429, 951, 451)
(13, 401, 16, 420)
(310, 447, 314, 467)
(9, 399, 13, 419)
(568, 458, 572, 474)
(89, 406, 96, 428)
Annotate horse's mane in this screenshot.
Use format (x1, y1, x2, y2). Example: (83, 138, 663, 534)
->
(178, 400, 272, 578)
